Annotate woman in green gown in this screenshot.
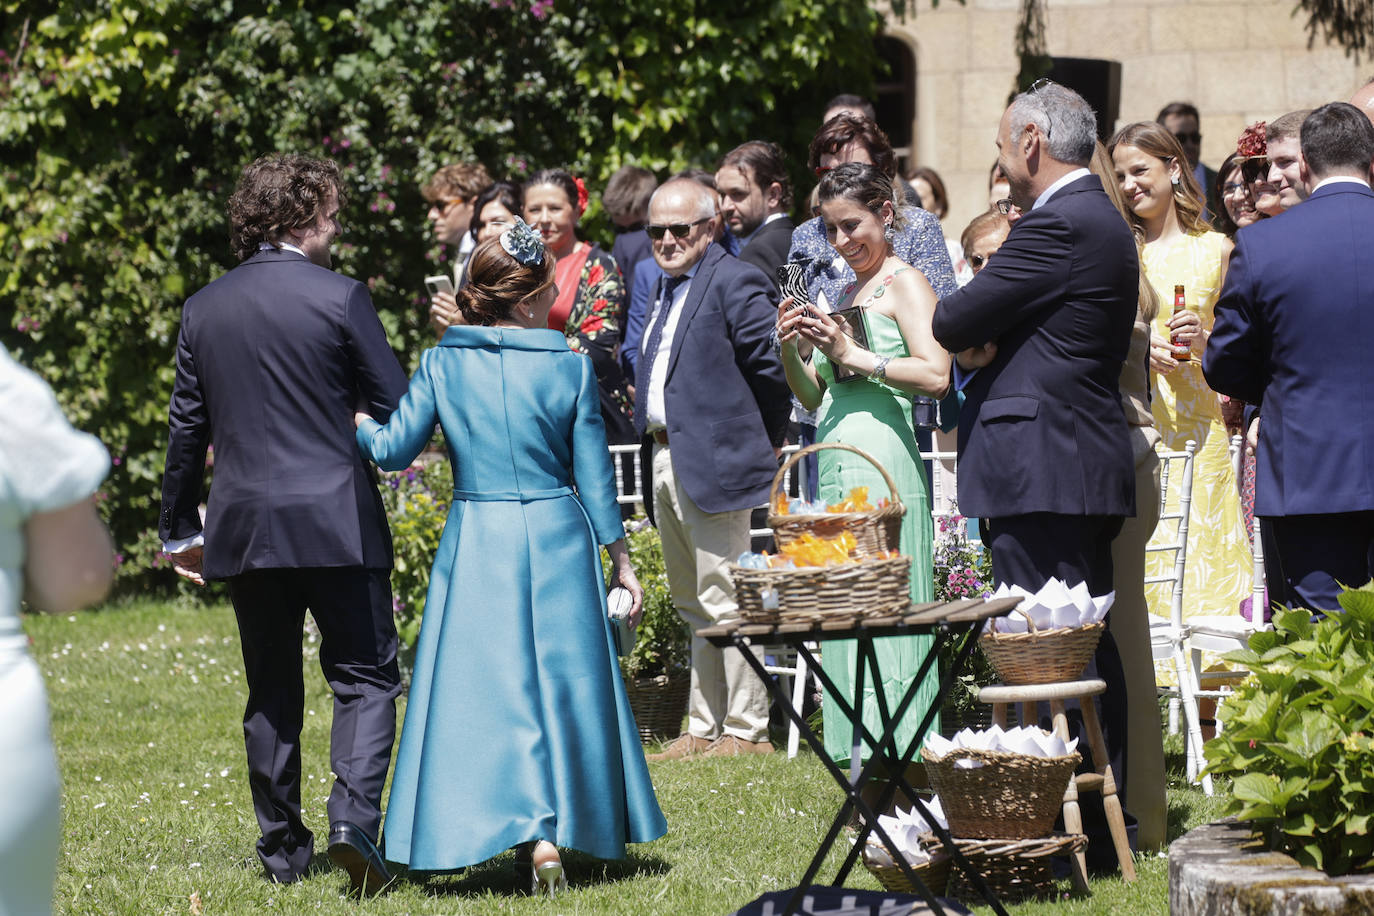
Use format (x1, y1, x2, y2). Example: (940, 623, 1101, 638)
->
(776, 163, 952, 765)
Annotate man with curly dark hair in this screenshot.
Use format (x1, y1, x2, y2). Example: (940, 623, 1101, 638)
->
(159, 153, 408, 896)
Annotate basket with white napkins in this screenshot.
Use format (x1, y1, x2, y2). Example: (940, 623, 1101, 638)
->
(862, 795, 950, 867)
(979, 578, 1115, 685)
(920, 725, 1083, 840)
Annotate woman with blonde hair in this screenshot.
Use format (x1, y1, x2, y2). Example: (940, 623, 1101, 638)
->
(1108, 122, 1252, 669)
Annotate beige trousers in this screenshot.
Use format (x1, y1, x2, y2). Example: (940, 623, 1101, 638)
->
(1109, 425, 1168, 850)
(652, 443, 770, 742)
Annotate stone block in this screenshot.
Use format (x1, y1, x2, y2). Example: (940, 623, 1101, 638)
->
(1117, 53, 1197, 123)
(898, 12, 968, 74)
(1170, 819, 1374, 915)
(960, 69, 1017, 129)
(967, 10, 1019, 71)
(1244, 3, 1321, 50)
(1195, 51, 1285, 112)
(1149, 5, 1248, 52)
(1045, 7, 1151, 59)
(1282, 48, 1363, 108)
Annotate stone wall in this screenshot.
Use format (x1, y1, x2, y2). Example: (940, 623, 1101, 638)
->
(882, 0, 1367, 240)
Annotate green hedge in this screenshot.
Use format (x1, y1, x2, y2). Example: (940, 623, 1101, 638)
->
(0, 0, 883, 592)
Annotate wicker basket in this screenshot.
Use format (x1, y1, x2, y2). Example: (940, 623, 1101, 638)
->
(731, 555, 912, 624)
(624, 673, 688, 744)
(862, 845, 950, 896)
(921, 745, 1080, 840)
(979, 610, 1105, 686)
(944, 833, 1087, 902)
(768, 442, 905, 558)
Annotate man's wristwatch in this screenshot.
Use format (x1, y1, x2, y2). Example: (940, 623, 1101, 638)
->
(870, 354, 892, 382)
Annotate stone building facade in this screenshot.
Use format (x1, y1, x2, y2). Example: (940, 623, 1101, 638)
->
(879, 0, 1367, 236)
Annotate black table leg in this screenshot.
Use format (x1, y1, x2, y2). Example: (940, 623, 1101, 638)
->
(730, 634, 951, 916)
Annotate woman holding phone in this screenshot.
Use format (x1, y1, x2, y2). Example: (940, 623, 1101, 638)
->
(777, 163, 951, 766)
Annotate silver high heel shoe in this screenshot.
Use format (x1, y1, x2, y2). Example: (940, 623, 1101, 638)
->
(531, 841, 567, 898)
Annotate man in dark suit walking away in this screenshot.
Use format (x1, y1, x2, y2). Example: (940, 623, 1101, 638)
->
(931, 82, 1139, 849)
(635, 178, 791, 761)
(159, 155, 409, 895)
(1205, 103, 1374, 616)
(715, 141, 796, 291)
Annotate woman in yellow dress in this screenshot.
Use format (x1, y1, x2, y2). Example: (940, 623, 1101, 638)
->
(1109, 122, 1252, 626)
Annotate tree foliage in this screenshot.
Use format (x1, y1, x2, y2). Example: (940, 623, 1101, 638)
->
(0, 0, 882, 589)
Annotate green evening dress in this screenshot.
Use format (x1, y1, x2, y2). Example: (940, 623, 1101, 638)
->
(815, 275, 938, 765)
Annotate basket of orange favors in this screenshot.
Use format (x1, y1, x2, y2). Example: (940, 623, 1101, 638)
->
(768, 443, 904, 556)
(731, 445, 911, 624)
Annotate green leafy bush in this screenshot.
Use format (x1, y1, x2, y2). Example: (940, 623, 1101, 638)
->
(1204, 585, 1374, 875)
(376, 459, 452, 646)
(604, 520, 691, 680)
(0, 1, 884, 593)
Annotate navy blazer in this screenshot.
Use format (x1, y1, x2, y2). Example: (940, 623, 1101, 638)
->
(738, 216, 796, 290)
(641, 244, 790, 516)
(931, 174, 1137, 519)
(1204, 181, 1374, 516)
(159, 248, 409, 579)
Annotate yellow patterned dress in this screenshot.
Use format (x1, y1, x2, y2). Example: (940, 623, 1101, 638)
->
(1142, 231, 1252, 674)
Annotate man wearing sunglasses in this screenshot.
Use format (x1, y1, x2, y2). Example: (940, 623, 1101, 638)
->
(636, 178, 790, 761)
(1157, 101, 1222, 224)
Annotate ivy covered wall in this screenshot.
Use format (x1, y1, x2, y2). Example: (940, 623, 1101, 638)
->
(0, 0, 883, 588)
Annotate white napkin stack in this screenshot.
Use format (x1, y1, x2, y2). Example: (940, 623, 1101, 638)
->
(866, 797, 949, 866)
(983, 577, 1114, 634)
(925, 724, 1078, 766)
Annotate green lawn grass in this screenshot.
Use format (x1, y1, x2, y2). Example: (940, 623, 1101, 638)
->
(28, 600, 1227, 914)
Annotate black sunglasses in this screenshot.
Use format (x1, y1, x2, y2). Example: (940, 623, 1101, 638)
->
(1240, 157, 1270, 183)
(646, 216, 711, 239)
(1172, 131, 1202, 144)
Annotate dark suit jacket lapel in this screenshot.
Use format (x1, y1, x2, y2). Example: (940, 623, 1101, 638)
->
(664, 244, 723, 381)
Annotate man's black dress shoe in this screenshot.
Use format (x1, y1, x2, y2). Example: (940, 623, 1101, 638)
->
(327, 821, 391, 897)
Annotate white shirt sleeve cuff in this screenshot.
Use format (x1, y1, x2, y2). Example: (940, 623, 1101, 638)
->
(162, 533, 205, 554)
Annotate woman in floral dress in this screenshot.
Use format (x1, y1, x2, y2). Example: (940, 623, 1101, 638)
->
(524, 169, 634, 446)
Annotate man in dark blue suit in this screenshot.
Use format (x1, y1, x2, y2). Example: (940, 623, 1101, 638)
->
(159, 155, 408, 894)
(636, 178, 790, 760)
(1205, 102, 1374, 615)
(932, 83, 1137, 596)
(931, 83, 1139, 845)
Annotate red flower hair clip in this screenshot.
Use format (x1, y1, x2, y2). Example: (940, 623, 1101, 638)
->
(573, 176, 589, 216)
(1236, 122, 1268, 158)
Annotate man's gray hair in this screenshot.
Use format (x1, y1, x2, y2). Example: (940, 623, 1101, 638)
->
(649, 178, 717, 221)
(1007, 82, 1098, 166)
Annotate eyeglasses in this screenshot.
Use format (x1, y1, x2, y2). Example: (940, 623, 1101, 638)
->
(1025, 77, 1055, 142)
(1222, 181, 1248, 197)
(1239, 157, 1271, 183)
(1172, 131, 1202, 145)
(814, 165, 833, 178)
(646, 216, 712, 239)
(995, 198, 1015, 215)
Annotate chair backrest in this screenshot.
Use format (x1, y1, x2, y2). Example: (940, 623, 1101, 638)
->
(1146, 440, 1197, 629)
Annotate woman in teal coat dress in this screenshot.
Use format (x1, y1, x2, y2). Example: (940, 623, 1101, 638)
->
(354, 220, 665, 895)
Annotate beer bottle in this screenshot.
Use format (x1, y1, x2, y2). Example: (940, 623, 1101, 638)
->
(1170, 284, 1191, 361)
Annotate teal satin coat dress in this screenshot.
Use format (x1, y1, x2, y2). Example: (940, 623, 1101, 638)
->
(356, 326, 666, 870)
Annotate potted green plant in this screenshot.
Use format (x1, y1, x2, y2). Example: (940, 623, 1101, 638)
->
(1203, 584, 1374, 875)
(606, 521, 692, 743)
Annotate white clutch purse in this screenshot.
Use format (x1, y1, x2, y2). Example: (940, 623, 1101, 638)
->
(607, 586, 637, 656)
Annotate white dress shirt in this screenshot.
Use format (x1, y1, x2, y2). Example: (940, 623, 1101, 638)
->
(642, 262, 701, 431)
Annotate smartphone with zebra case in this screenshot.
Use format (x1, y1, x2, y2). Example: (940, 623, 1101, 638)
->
(776, 262, 813, 315)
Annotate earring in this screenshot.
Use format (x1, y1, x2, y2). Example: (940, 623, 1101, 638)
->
(883, 223, 895, 242)
(1171, 175, 1181, 187)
